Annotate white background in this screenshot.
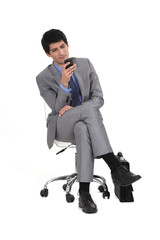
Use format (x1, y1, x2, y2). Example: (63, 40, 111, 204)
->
(0, 0, 160, 239)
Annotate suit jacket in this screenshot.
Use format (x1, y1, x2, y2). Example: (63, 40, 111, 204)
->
(36, 58, 104, 149)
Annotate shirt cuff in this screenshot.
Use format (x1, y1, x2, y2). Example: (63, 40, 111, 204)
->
(60, 83, 71, 93)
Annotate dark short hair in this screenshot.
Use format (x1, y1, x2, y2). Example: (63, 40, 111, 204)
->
(41, 29, 68, 54)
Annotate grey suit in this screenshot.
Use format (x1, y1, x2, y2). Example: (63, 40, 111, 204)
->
(36, 58, 113, 182)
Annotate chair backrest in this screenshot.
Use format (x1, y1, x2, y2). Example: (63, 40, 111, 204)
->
(44, 101, 52, 122)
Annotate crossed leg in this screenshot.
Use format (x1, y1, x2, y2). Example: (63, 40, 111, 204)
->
(56, 104, 113, 181)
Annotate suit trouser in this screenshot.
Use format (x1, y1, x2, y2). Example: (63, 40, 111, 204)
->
(56, 104, 113, 182)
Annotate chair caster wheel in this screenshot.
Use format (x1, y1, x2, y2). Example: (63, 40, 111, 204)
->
(103, 191, 110, 199)
(63, 184, 67, 191)
(98, 185, 104, 192)
(66, 193, 75, 203)
(40, 188, 48, 197)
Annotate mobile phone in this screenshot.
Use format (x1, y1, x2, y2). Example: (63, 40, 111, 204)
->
(64, 58, 73, 69)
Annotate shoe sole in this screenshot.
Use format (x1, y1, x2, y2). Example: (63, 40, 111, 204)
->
(79, 203, 98, 214)
(113, 175, 141, 187)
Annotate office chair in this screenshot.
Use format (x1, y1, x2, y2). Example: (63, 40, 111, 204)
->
(40, 103, 110, 203)
(40, 140, 110, 202)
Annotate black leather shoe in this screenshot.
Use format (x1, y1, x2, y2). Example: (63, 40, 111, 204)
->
(111, 165, 141, 186)
(79, 192, 98, 214)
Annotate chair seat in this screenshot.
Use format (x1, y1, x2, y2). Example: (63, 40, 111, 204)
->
(54, 140, 76, 148)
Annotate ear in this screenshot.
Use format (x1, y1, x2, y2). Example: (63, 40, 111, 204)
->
(46, 53, 51, 58)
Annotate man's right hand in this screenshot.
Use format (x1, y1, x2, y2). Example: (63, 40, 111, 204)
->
(61, 62, 76, 88)
(58, 105, 73, 117)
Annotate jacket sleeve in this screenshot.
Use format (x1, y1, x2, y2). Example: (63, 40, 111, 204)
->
(81, 59, 104, 109)
(36, 75, 71, 114)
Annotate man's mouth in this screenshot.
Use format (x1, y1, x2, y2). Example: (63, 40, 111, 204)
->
(59, 56, 66, 60)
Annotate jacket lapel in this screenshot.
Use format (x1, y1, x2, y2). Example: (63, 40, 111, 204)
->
(50, 62, 62, 84)
(74, 59, 85, 101)
(74, 69, 84, 101)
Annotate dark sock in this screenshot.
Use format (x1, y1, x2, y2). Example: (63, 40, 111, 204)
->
(79, 182, 90, 195)
(101, 152, 121, 173)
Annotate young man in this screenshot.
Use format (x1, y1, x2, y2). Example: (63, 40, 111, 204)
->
(36, 29, 141, 214)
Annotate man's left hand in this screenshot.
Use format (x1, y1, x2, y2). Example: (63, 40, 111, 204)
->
(59, 105, 72, 117)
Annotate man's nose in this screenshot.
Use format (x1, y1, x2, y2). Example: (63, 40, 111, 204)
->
(58, 48, 64, 55)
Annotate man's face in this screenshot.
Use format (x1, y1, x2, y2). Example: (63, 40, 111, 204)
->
(46, 40, 69, 66)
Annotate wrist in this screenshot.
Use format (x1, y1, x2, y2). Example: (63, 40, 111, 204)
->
(61, 81, 68, 88)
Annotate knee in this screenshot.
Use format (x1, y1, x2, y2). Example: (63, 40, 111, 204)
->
(83, 104, 97, 115)
(82, 104, 103, 120)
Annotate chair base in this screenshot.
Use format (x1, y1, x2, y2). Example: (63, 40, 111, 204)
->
(40, 173, 110, 202)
